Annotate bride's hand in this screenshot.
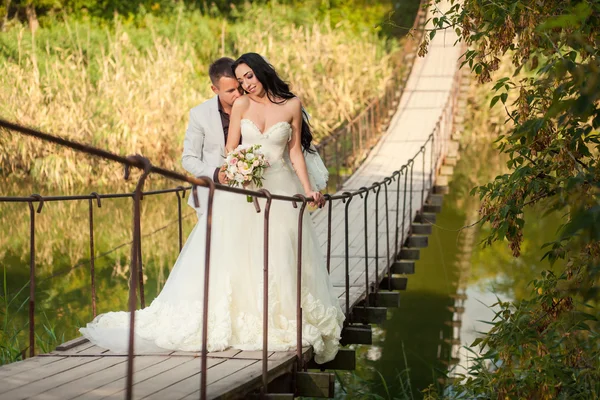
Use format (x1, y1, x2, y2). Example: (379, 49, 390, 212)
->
(306, 190, 326, 209)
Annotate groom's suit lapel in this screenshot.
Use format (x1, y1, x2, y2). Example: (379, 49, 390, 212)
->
(208, 96, 225, 146)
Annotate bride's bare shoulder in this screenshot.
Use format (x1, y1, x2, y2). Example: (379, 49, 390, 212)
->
(281, 96, 301, 112)
(232, 95, 250, 112)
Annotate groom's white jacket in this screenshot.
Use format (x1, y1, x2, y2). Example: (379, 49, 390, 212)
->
(181, 96, 226, 212)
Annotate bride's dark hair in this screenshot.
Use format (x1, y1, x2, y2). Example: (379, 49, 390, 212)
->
(232, 53, 315, 153)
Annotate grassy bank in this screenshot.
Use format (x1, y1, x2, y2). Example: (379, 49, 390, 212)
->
(0, 1, 411, 189)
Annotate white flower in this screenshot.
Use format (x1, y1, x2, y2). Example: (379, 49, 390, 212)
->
(240, 164, 253, 175)
(228, 165, 238, 174)
(234, 174, 244, 183)
(246, 153, 255, 161)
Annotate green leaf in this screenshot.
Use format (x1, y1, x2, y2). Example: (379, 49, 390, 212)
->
(490, 95, 500, 108)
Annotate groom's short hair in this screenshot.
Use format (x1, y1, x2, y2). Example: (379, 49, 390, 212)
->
(209, 57, 236, 86)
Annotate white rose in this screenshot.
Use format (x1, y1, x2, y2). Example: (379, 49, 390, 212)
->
(228, 165, 238, 174)
(240, 164, 253, 175)
(246, 153, 255, 161)
(234, 174, 244, 183)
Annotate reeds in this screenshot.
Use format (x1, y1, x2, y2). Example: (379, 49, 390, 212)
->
(0, 2, 399, 189)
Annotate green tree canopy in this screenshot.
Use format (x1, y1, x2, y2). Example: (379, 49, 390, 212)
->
(424, 0, 600, 398)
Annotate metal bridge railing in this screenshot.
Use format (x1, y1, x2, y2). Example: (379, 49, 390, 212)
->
(0, 3, 465, 398)
(315, 0, 429, 190)
(0, 60, 461, 397)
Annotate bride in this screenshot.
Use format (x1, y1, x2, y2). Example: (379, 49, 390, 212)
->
(80, 53, 345, 364)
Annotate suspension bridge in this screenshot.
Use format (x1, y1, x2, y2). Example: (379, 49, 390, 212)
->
(0, 1, 467, 398)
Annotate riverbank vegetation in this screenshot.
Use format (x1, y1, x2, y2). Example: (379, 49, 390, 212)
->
(0, 0, 423, 365)
(0, 0, 420, 189)
(425, 1, 600, 398)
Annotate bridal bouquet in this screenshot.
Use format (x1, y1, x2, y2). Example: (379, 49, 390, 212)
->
(221, 144, 270, 202)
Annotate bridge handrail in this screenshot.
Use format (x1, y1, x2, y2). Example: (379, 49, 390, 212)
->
(315, 0, 429, 189)
(0, 2, 466, 398)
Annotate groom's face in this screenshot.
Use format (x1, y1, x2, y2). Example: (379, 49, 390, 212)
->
(212, 77, 242, 109)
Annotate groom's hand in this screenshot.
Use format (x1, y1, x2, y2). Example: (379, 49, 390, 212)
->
(217, 170, 229, 184)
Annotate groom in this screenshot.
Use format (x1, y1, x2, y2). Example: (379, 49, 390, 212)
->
(182, 57, 242, 215)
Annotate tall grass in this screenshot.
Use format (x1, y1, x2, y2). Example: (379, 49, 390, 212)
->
(1, 265, 65, 365)
(0, 1, 402, 189)
(0, 178, 196, 362)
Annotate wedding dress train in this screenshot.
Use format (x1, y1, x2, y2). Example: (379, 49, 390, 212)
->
(80, 119, 345, 364)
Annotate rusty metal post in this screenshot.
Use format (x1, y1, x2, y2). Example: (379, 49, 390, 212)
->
(371, 105, 375, 141)
(89, 192, 101, 318)
(175, 186, 186, 251)
(359, 188, 369, 308)
(430, 134, 435, 191)
(258, 189, 273, 394)
(401, 166, 409, 249)
(373, 183, 381, 295)
(27, 194, 43, 357)
(420, 146, 426, 212)
(339, 128, 346, 186)
(325, 194, 333, 274)
(393, 170, 401, 260)
(342, 192, 353, 319)
(136, 193, 145, 309)
(408, 160, 415, 227)
(294, 194, 308, 368)
(124, 156, 152, 400)
(350, 123, 357, 166)
(198, 178, 215, 400)
(383, 178, 392, 289)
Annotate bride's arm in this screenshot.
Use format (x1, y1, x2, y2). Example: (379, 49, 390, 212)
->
(288, 99, 324, 206)
(225, 96, 248, 153)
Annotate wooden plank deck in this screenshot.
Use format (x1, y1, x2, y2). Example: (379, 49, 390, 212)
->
(0, 2, 462, 398)
(0, 340, 311, 400)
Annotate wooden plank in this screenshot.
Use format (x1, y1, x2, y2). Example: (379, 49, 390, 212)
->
(75, 356, 191, 399)
(144, 358, 251, 400)
(181, 349, 311, 399)
(307, 348, 356, 371)
(170, 351, 201, 357)
(0, 356, 101, 395)
(29, 356, 164, 400)
(202, 358, 292, 400)
(55, 337, 89, 351)
(49, 341, 96, 356)
(208, 349, 242, 359)
(296, 371, 334, 398)
(1, 357, 123, 400)
(102, 357, 222, 399)
(76, 345, 110, 356)
(0, 356, 66, 380)
(352, 306, 388, 324)
(340, 325, 372, 346)
(234, 351, 274, 360)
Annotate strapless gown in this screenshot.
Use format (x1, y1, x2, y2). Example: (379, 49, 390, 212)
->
(80, 119, 345, 364)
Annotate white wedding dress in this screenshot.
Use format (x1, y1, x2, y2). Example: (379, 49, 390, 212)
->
(80, 119, 345, 364)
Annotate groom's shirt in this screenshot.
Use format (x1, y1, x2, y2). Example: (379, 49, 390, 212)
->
(217, 97, 230, 143)
(214, 97, 241, 182)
